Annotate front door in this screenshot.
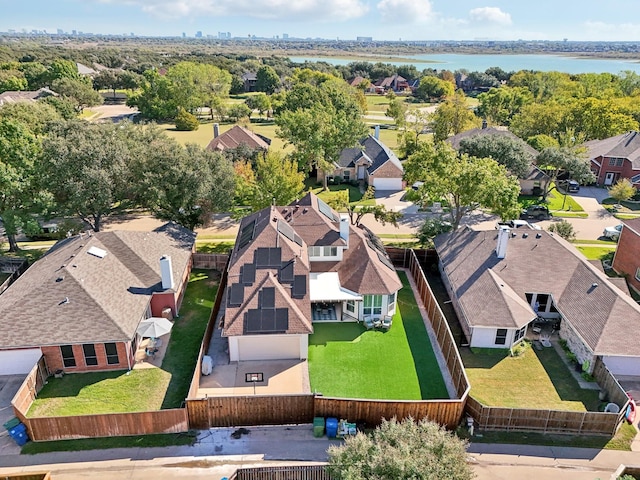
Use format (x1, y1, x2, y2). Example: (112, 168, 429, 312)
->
(357, 166, 365, 180)
(604, 172, 616, 186)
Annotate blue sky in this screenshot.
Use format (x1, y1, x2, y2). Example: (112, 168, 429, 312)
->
(4, 0, 640, 42)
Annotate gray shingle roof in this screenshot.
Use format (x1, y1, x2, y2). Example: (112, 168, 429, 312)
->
(337, 136, 403, 175)
(206, 125, 271, 152)
(435, 227, 640, 356)
(584, 131, 640, 168)
(0, 223, 195, 348)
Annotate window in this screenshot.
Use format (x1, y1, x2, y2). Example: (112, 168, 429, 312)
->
(495, 329, 507, 345)
(105, 343, 119, 365)
(346, 300, 355, 314)
(363, 295, 383, 315)
(636, 267, 640, 282)
(309, 246, 338, 258)
(608, 157, 625, 167)
(82, 344, 98, 366)
(343, 170, 350, 181)
(514, 326, 526, 343)
(387, 293, 396, 314)
(536, 294, 549, 313)
(60, 345, 76, 368)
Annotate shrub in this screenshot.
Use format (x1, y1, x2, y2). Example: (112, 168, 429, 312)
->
(174, 108, 199, 131)
(548, 219, 576, 241)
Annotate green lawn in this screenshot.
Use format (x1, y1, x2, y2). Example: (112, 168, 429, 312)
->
(305, 180, 376, 206)
(461, 343, 600, 411)
(308, 271, 449, 400)
(195, 240, 235, 253)
(575, 246, 616, 260)
(519, 186, 587, 218)
(27, 270, 218, 416)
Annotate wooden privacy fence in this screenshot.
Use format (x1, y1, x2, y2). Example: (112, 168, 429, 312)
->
(465, 396, 624, 436)
(592, 356, 630, 408)
(192, 253, 229, 270)
(12, 357, 49, 417)
(0, 257, 28, 295)
(230, 465, 333, 480)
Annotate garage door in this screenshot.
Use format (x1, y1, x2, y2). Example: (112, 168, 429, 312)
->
(602, 356, 640, 377)
(373, 177, 403, 190)
(237, 335, 301, 361)
(0, 349, 42, 375)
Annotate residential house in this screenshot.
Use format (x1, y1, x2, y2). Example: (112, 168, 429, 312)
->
(584, 131, 640, 186)
(0, 223, 195, 375)
(0, 87, 57, 106)
(446, 124, 547, 195)
(222, 192, 402, 362)
(435, 225, 640, 377)
(612, 217, 640, 295)
(374, 74, 409, 93)
(241, 72, 257, 92)
(318, 133, 404, 190)
(206, 124, 271, 153)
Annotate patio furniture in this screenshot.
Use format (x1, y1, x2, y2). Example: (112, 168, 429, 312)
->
(381, 316, 393, 330)
(373, 317, 382, 328)
(363, 316, 374, 330)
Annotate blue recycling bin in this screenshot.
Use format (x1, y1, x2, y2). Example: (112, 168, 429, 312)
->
(12, 431, 28, 446)
(8, 422, 29, 446)
(325, 417, 338, 438)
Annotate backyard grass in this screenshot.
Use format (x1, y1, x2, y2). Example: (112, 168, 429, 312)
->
(27, 269, 218, 416)
(572, 239, 618, 245)
(21, 431, 197, 454)
(308, 271, 449, 400)
(461, 342, 600, 411)
(519, 186, 587, 218)
(305, 180, 377, 206)
(195, 241, 235, 253)
(575, 245, 617, 260)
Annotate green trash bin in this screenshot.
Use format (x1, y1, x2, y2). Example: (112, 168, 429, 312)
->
(3, 417, 20, 432)
(313, 416, 325, 438)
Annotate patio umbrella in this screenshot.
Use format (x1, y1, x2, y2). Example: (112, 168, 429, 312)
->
(136, 317, 173, 338)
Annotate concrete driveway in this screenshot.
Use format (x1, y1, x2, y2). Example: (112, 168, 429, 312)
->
(374, 189, 419, 214)
(0, 376, 26, 455)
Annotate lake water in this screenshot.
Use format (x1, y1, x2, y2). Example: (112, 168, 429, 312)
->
(289, 54, 640, 75)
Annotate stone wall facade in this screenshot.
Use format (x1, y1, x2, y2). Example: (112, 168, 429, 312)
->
(559, 321, 595, 373)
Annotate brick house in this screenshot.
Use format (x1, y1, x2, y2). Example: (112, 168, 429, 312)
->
(612, 217, 640, 295)
(318, 134, 404, 191)
(0, 223, 195, 375)
(222, 193, 402, 361)
(206, 124, 271, 153)
(584, 131, 640, 186)
(435, 225, 640, 377)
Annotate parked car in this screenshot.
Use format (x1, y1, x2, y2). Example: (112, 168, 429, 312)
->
(521, 205, 551, 220)
(558, 179, 580, 193)
(603, 224, 623, 241)
(495, 220, 542, 230)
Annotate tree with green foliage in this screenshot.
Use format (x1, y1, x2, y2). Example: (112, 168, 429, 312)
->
(385, 93, 408, 128)
(39, 120, 133, 232)
(276, 76, 367, 189)
(41, 96, 78, 120)
(510, 102, 567, 141)
(226, 103, 251, 122)
(18, 62, 48, 90)
(0, 101, 61, 135)
(548, 219, 576, 241)
(127, 69, 175, 120)
(565, 97, 638, 140)
(174, 107, 199, 131)
(476, 85, 534, 126)
(430, 90, 478, 142)
(327, 417, 473, 480)
(245, 93, 272, 118)
(458, 133, 534, 179)
(609, 178, 637, 206)
(415, 75, 454, 102)
(0, 119, 41, 251)
(406, 141, 521, 228)
(535, 146, 596, 200)
(255, 65, 280, 94)
(51, 77, 103, 111)
(328, 187, 402, 227)
(0, 69, 28, 92)
(251, 151, 304, 211)
(417, 218, 453, 247)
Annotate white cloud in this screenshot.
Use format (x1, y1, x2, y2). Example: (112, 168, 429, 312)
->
(582, 21, 640, 41)
(376, 0, 434, 24)
(468, 7, 512, 25)
(98, 0, 368, 22)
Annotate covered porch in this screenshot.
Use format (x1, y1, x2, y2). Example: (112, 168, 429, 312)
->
(309, 272, 362, 322)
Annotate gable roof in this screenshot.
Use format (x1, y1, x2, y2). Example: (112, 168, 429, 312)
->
(206, 125, 271, 152)
(0, 87, 57, 106)
(223, 193, 402, 337)
(0, 223, 195, 349)
(435, 227, 640, 356)
(338, 135, 403, 176)
(584, 131, 640, 168)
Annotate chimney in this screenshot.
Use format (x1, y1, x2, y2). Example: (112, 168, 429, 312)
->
(160, 255, 174, 290)
(213, 123, 219, 138)
(482, 119, 488, 129)
(496, 226, 510, 259)
(374, 124, 380, 140)
(340, 214, 350, 247)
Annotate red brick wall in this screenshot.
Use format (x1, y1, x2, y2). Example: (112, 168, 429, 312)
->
(41, 342, 131, 373)
(596, 157, 639, 185)
(612, 226, 640, 293)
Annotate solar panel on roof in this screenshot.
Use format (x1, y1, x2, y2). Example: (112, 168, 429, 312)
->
(280, 261, 294, 282)
(241, 264, 256, 285)
(377, 251, 395, 271)
(244, 308, 289, 334)
(275, 308, 289, 331)
(261, 287, 275, 308)
(269, 247, 282, 267)
(292, 275, 306, 298)
(262, 308, 276, 330)
(255, 248, 269, 267)
(246, 310, 261, 332)
(277, 220, 303, 246)
(238, 220, 256, 249)
(228, 283, 245, 306)
(317, 197, 338, 222)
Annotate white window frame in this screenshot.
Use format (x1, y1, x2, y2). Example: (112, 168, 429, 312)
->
(346, 300, 355, 314)
(495, 328, 507, 346)
(636, 267, 640, 282)
(363, 295, 383, 316)
(387, 292, 396, 314)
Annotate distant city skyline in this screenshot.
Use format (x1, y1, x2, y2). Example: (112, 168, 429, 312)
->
(4, 0, 640, 42)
